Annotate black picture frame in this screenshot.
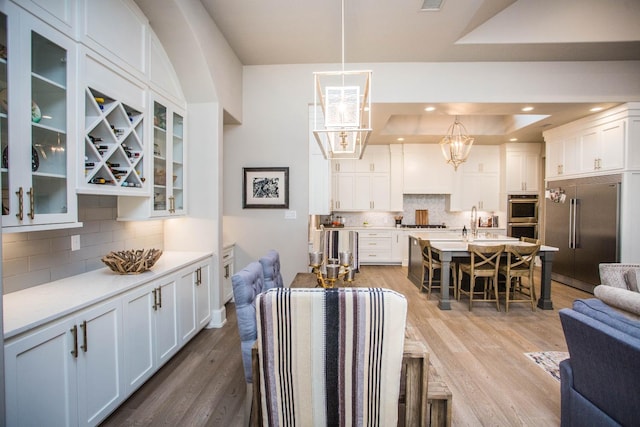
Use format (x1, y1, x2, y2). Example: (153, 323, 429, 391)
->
(242, 167, 289, 209)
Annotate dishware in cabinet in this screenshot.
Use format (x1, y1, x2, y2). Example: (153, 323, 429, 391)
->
(151, 99, 185, 216)
(2, 10, 80, 231)
(117, 95, 186, 219)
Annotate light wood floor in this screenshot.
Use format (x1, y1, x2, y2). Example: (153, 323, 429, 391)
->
(101, 265, 590, 426)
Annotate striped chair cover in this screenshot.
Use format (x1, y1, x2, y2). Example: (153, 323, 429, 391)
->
(255, 287, 407, 426)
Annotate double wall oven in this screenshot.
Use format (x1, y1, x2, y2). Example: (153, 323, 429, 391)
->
(507, 194, 539, 239)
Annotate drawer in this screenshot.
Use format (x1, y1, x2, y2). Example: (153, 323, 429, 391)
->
(358, 230, 391, 238)
(359, 238, 392, 251)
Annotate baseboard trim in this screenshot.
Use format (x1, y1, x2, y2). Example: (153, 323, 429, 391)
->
(206, 306, 227, 329)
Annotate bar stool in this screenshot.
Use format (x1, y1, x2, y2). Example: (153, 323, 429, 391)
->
(419, 239, 457, 300)
(457, 244, 504, 311)
(500, 243, 540, 312)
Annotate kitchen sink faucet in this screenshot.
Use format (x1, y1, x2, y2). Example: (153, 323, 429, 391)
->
(470, 205, 478, 237)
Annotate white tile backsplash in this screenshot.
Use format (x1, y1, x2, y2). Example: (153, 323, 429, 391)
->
(2, 195, 165, 294)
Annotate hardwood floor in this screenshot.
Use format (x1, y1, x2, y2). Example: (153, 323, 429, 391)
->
(101, 265, 590, 426)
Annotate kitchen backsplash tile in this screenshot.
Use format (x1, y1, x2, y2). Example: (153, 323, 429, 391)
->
(2, 195, 164, 294)
(331, 194, 505, 229)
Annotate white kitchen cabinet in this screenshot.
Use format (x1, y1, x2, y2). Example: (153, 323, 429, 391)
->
(309, 107, 332, 214)
(5, 298, 124, 427)
(358, 230, 393, 264)
(117, 94, 187, 219)
(389, 144, 404, 211)
(177, 258, 211, 344)
(1, 7, 81, 231)
(503, 143, 540, 194)
(154, 275, 179, 365)
(222, 244, 235, 303)
(356, 145, 390, 173)
(544, 105, 638, 180)
(391, 229, 406, 264)
(332, 145, 391, 212)
(449, 146, 500, 211)
(580, 120, 625, 173)
(403, 144, 455, 194)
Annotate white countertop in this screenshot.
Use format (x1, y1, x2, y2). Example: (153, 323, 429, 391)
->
(407, 231, 515, 241)
(3, 251, 212, 340)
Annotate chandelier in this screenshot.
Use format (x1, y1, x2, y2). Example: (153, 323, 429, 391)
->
(313, 0, 371, 160)
(440, 116, 474, 170)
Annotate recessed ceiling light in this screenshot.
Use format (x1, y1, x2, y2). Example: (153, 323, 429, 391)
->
(590, 106, 604, 112)
(397, 137, 405, 141)
(420, 0, 445, 11)
(424, 106, 435, 112)
(521, 106, 534, 112)
(509, 138, 518, 142)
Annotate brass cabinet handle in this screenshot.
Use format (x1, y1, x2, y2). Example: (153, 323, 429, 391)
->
(157, 286, 162, 308)
(80, 320, 88, 353)
(15, 187, 23, 220)
(152, 288, 158, 311)
(196, 267, 202, 285)
(27, 187, 34, 219)
(224, 264, 230, 279)
(168, 196, 175, 213)
(70, 325, 78, 358)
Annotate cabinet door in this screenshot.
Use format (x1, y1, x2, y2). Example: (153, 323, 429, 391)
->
(403, 144, 454, 194)
(122, 284, 155, 393)
(370, 174, 390, 211)
(354, 174, 371, 210)
(155, 277, 179, 366)
(177, 267, 197, 344)
(76, 299, 124, 426)
(5, 317, 78, 427)
(461, 173, 499, 211)
(334, 173, 355, 210)
(580, 129, 599, 171)
(545, 139, 564, 178)
(222, 248, 235, 303)
(196, 262, 212, 329)
(3, 12, 79, 229)
(600, 121, 625, 170)
(170, 111, 185, 213)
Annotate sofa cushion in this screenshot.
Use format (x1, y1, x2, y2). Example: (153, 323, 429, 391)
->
(593, 286, 640, 319)
(624, 270, 639, 292)
(572, 298, 640, 339)
(259, 249, 284, 290)
(599, 263, 640, 290)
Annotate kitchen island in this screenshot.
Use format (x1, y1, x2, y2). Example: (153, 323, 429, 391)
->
(407, 233, 558, 310)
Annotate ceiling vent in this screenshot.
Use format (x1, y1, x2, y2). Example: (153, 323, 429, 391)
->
(421, 0, 445, 11)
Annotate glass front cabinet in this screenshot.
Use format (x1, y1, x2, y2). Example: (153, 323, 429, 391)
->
(117, 95, 185, 219)
(1, 7, 79, 230)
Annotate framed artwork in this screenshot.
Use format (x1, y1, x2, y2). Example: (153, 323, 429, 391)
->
(242, 167, 289, 209)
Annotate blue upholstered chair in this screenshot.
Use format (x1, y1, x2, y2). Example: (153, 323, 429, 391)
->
(258, 249, 284, 290)
(253, 287, 408, 426)
(231, 261, 265, 383)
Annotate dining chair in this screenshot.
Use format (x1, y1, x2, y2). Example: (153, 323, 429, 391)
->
(419, 238, 457, 300)
(457, 244, 504, 311)
(499, 243, 540, 312)
(258, 249, 284, 290)
(231, 261, 267, 424)
(253, 287, 408, 426)
(520, 236, 541, 244)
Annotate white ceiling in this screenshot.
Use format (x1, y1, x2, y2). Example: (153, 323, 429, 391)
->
(200, 0, 640, 144)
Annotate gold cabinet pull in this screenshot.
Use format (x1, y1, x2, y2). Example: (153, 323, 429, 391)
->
(152, 288, 158, 311)
(70, 325, 78, 358)
(224, 264, 230, 279)
(157, 286, 162, 308)
(15, 187, 23, 220)
(169, 196, 175, 213)
(27, 187, 34, 219)
(80, 320, 88, 353)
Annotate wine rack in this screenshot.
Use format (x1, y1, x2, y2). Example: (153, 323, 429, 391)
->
(84, 87, 145, 190)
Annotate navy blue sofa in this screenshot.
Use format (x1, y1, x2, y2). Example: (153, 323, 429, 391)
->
(559, 298, 640, 426)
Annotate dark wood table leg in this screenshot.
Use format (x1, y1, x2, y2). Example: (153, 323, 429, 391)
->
(537, 251, 555, 310)
(438, 252, 452, 310)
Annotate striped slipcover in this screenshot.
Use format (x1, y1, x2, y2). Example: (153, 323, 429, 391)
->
(256, 287, 407, 426)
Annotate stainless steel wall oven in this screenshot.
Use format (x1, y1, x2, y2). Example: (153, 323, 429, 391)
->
(508, 194, 539, 239)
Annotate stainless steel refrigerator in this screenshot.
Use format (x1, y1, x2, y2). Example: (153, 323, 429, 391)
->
(545, 175, 620, 293)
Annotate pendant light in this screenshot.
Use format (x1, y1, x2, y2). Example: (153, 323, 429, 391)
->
(440, 116, 474, 170)
(313, 0, 372, 160)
